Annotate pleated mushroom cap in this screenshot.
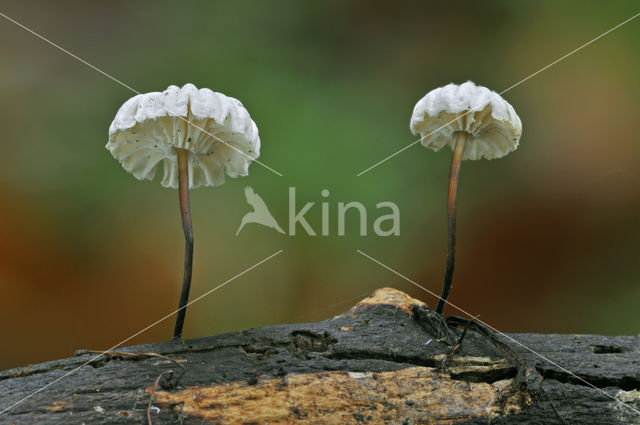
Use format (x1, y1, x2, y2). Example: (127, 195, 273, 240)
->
(107, 83, 260, 189)
(410, 81, 521, 160)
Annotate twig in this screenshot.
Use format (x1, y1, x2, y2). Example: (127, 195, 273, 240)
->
(443, 317, 471, 369)
(86, 350, 187, 423)
(147, 370, 174, 425)
(445, 315, 542, 408)
(86, 350, 186, 386)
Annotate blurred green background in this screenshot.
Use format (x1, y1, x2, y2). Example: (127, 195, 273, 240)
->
(1, 0, 639, 371)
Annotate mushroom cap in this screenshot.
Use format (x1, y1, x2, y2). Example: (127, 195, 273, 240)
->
(410, 81, 521, 160)
(107, 83, 260, 189)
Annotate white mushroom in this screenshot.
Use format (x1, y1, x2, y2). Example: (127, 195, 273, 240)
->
(410, 81, 521, 315)
(106, 83, 261, 339)
(107, 83, 260, 189)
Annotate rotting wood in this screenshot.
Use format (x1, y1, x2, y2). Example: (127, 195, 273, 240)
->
(1, 287, 639, 424)
(152, 366, 525, 424)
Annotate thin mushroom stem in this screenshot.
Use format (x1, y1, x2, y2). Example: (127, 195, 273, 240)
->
(435, 132, 467, 316)
(172, 148, 194, 340)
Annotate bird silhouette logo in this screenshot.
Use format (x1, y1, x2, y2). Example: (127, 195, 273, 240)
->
(236, 186, 285, 235)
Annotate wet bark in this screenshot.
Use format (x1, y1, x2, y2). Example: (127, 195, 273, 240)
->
(1, 288, 639, 424)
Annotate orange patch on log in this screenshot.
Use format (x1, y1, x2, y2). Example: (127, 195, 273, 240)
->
(339, 287, 426, 318)
(44, 399, 69, 411)
(149, 366, 523, 424)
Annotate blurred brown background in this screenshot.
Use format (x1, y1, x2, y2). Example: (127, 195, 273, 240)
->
(0, 0, 639, 371)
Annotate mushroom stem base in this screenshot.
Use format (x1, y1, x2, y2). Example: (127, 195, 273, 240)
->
(173, 149, 194, 340)
(435, 132, 466, 315)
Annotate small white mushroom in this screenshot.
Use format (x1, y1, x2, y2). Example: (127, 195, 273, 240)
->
(107, 83, 260, 189)
(410, 81, 521, 315)
(106, 83, 260, 338)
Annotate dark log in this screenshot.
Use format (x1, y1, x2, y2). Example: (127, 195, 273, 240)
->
(1, 288, 639, 424)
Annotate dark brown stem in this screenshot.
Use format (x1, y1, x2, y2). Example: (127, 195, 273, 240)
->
(172, 148, 193, 340)
(435, 132, 466, 315)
